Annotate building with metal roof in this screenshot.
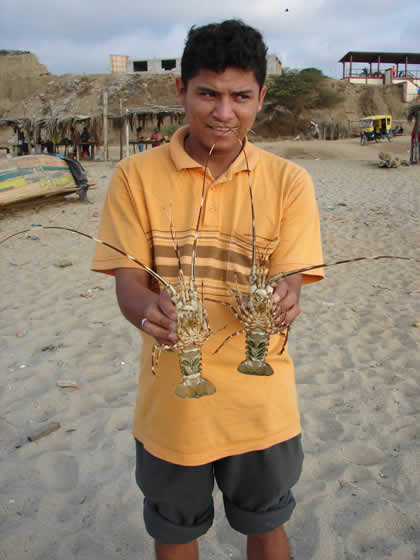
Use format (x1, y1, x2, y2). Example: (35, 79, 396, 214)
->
(339, 52, 420, 103)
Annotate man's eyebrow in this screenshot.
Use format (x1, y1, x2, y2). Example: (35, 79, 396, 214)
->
(196, 86, 254, 95)
(196, 86, 217, 93)
(232, 89, 254, 95)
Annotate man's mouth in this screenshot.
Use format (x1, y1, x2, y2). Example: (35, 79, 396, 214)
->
(209, 125, 237, 135)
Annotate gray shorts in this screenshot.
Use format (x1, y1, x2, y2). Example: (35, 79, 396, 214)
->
(135, 435, 303, 545)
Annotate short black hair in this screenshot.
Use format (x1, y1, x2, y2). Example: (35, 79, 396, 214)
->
(181, 19, 268, 90)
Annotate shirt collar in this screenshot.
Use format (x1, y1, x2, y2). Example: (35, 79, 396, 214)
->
(169, 125, 260, 178)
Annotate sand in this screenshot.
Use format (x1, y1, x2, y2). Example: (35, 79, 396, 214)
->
(1, 135, 419, 560)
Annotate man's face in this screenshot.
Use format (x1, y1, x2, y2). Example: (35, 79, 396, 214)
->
(176, 67, 265, 160)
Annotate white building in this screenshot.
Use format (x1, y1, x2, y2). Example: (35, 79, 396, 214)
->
(110, 54, 282, 76)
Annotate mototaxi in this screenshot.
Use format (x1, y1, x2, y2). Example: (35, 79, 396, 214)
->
(359, 115, 392, 144)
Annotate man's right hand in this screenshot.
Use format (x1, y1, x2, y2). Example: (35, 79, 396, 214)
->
(142, 289, 178, 345)
(114, 268, 177, 346)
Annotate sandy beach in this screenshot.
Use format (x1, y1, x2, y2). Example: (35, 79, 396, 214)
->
(1, 135, 419, 559)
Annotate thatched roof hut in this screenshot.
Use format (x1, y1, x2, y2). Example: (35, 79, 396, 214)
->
(0, 114, 101, 143)
(0, 104, 185, 158)
(0, 105, 184, 141)
(110, 105, 185, 131)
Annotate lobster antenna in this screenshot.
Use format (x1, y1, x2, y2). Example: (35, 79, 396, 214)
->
(278, 255, 420, 280)
(190, 144, 215, 285)
(167, 206, 183, 273)
(240, 143, 257, 281)
(0, 226, 173, 291)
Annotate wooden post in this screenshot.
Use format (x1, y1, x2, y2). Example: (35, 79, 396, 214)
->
(125, 109, 129, 159)
(34, 121, 39, 154)
(119, 99, 123, 160)
(103, 90, 109, 161)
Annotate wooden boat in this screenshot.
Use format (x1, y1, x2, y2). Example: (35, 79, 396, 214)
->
(0, 154, 95, 207)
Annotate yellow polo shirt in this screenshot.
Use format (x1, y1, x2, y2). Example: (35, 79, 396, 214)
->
(92, 126, 323, 466)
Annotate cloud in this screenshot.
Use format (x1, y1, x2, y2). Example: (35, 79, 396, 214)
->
(1, 0, 419, 77)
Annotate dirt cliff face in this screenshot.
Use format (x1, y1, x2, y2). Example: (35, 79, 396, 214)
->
(0, 56, 180, 124)
(253, 78, 409, 139)
(0, 52, 412, 141)
(0, 51, 48, 77)
(0, 52, 51, 109)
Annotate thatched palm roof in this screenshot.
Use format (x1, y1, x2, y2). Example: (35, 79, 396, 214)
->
(109, 105, 185, 130)
(0, 105, 185, 141)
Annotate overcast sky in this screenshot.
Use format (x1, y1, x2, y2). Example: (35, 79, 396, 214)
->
(2, 0, 419, 78)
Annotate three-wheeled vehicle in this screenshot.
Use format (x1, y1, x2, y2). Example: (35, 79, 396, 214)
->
(360, 115, 393, 144)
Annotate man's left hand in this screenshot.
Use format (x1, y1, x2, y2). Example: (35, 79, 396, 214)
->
(273, 274, 302, 327)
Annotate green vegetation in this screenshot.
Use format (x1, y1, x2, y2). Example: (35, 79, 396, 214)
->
(164, 123, 182, 137)
(0, 50, 31, 56)
(265, 67, 344, 114)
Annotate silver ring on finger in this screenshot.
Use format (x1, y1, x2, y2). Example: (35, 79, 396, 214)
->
(141, 317, 149, 330)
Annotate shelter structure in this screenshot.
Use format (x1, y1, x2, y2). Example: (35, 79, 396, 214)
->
(110, 104, 185, 159)
(0, 115, 103, 158)
(0, 103, 185, 161)
(339, 52, 420, 102)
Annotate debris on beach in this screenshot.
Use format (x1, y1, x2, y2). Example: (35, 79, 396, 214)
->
(27, 422, 61, 442)
(80, 289, 94, 298)
(41, 343, 64, 352)
(56, 380, 79, 390)
(55, 259, 73, 268)
(378, 152, 410, 168)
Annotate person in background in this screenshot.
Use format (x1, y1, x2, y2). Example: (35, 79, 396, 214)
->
(17, 129, 29, 156)
(151, 128, 163, 147)
(71, 126, 81, 157)
(137, 126, 145, 152)
(81, 126, 90, 157)
(410, 126, 420, 164)
(409, 104, 420, 164)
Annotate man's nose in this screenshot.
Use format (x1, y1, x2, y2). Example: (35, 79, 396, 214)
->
(212, 96, 235, 121)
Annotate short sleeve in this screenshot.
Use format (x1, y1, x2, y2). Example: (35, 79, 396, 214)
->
(269, 167, 324, 284)
(91, 163, 152, 276)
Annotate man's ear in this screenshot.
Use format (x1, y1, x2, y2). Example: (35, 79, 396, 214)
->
(257, 86, 266, 112)
(176, 78, 186, 104)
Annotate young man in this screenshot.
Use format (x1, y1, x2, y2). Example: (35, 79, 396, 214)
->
(92, 20, 323, 560)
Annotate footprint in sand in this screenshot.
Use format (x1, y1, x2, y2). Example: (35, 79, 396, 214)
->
(391, 425, 420, 447)
(342, 443, 385, 466)
(341, 465, 375, 483)
(37, 453, 79, 491)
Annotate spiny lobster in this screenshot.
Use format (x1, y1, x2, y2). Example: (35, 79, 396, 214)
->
(0, 147, 217, 399)
(213, 143, 420, 376)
